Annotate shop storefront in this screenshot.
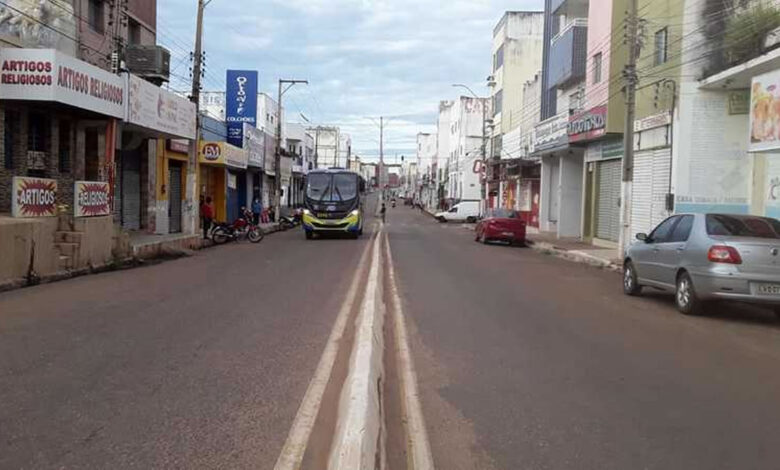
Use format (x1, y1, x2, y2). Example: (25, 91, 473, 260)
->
(569, 106, 621, 244)
(630, 111, 673, 238)
(123, 73, 196, 234)
(244, 123, 265, 212)
(199, 141, 248, 223)
(0, 48, 124, 215)
(748, 69, 780, 220)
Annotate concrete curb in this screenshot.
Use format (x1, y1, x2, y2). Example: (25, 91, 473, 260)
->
(328, 231, 386, 469)
(527, 240, 622, 272)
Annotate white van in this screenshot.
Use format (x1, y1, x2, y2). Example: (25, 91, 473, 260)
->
(435, 200, 481, 223)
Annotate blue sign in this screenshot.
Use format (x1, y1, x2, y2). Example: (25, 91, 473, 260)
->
(226, 70, 258, 148)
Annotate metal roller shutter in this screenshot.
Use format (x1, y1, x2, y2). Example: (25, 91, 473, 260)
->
(596, 159, 621, 242)
(631, 148, 671, 237)
(168, 161, 183, 233)
(121, 152, 141, 230)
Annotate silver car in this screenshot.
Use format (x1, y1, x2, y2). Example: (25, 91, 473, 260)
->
(623, 213, 780, 316)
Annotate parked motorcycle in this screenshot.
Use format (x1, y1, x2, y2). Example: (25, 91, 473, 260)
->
(212, 208, 264, 244)
(279, 208, 302, 230)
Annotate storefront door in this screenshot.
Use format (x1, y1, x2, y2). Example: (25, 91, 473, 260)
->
(168, 160, 183, 233)
(595, 159, 622, 242)
(121, 151, 141, 230)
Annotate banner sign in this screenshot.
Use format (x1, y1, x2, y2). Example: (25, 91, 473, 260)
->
(12, 176, 57, 217)
(0, 48, 124, 118)
(750, 70, 780, 152)
(126, 74, 196, 139)
(244, 123, 265, 167)
(533, 112, 569, 152)
(634, 111, 671, 133)
(199, 141, 248, 169)
(568, 105, 607, 142)
(74, 181, 110, 217)
(226, 70, 258, 148)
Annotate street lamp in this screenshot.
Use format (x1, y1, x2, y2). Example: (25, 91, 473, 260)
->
(452, 83, 488, 216)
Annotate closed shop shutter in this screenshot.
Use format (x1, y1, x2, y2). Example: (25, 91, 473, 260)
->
(122, 152, 141, 230)
(596, 159, 621, 241)
(631, 148, 671, 237)
(168, 161, 183, 233)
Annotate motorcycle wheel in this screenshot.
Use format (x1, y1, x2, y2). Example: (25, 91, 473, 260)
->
(248, 227, 265, 243)
(212, 227, 230, 244)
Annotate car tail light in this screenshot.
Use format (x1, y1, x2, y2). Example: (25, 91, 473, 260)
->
(707, 245, 742, 264)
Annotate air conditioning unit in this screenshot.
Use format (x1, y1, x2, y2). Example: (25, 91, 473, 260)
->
(125, 45, 171, 84)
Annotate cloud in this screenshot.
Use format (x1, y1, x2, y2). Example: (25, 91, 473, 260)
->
(158, 0, 544, 161)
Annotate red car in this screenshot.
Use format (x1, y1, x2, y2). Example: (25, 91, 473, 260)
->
(475, 209, 527, 246)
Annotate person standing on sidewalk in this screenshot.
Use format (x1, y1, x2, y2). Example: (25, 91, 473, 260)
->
(380, 202, 386, 223)
(201, 196, 214, 239)
(251, 197, 262, 225)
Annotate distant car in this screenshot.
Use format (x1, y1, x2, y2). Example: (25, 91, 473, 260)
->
(435, 200, 481, 223)
(475, 209, 527, 246)
(623, 213, 780, 316)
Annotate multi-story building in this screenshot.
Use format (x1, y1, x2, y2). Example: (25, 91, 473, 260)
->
(437, 101, 454, 206)
(489, 11, 544, 216)
(534, 0, 589, 238)
(285, 122, 313, 207)
(416, 132, 437, 209)
(338, 133, 352, 169)
(308, 126, 340, 169)
(447, 96, 490, 204)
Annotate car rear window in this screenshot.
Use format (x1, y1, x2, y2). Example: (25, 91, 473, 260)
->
(489, 209, 516, 218)
(706, 214, 780, 239)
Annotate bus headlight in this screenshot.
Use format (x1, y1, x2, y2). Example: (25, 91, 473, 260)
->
(350, 210, 359, 216)
(303, 209, 311, 215)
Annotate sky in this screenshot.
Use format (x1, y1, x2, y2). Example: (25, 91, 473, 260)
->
(158, 0, 543, 162)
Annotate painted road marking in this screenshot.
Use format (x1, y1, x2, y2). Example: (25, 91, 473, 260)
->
(385, 235, 435, 469)
(273, 225, 377, 470)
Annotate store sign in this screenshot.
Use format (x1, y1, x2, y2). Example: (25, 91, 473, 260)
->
(750, 70, 780, 152)
(12, 176, 57, 217)
(26, 151, 46, 170)
(634, 111, 671, 133)
(168, 139, 189, 153)
(225, 70, 258, 148)
(0, 48, 124, 118)
(568, 106, 607, 142)
(244, 123, 264, 167)
(126, 74, 196, 139)
(533, 112, 568, 152)
(74, 181, 110, 217)
(198, 141, 248, 169)
(728, 90, 749, 115)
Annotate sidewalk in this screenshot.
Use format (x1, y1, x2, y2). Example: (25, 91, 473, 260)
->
(526, 231, 622, 271)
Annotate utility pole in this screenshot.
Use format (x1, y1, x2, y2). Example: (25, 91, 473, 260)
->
(185, 0, 206, 235)
(379, 116, 384, 198)
(275, 79, 308, 222)
(619, 0, 640, 256)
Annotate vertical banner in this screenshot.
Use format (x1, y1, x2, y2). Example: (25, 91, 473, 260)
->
(12, 176, 57, 217)
(226, 70, 258, 148)
(74, 181, 111, 217)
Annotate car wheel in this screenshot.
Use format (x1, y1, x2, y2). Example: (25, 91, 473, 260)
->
(773, 306, 780, 320)
(623, 261, 642, 296)
(474, 229, 481, 242)
(675, 271, 703, 315)
(466, 216, 476, 223)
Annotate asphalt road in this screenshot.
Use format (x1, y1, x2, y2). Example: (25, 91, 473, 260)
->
(386, 206, 780, 470)
(0, 219, 376, 469)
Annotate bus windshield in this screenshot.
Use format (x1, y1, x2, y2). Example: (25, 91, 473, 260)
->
(306, 173, 358, 202)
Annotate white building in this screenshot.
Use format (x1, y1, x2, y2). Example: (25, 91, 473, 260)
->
(308, 126, 340, 169)
(338, 133, 352, 169)
(446, 96, 490, 204)
(416, 132, 437, 209)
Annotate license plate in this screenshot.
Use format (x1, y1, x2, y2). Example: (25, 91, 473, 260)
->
(317, 213, 328, 219)
(756, 283, 780, 295)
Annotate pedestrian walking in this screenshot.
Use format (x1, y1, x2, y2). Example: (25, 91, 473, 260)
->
(380, 202, 386, 223)
(251, 197, 262, 225)
(201, 196, 214, 239)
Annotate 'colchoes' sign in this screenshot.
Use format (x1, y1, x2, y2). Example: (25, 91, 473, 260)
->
(12, 176, 57, 217)
(74, 181, 110, 217)
(225, 70, 258, 148)
(0, 49, 125, 118)
(568, 106, 607, 143)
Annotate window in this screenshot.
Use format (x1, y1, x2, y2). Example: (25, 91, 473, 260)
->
(494, 44, 504, 71)
(59, 120, 71, 173)
(28, 113, 49, 152)
(568, 90, 582, 113)
(654, 28, 668, 66)
(88, 0, 105, 34)
(128, 18, 141, 45)
(493, 89, 503, 116)
(668, 215, 694, 242)
(4, 110, 17, 170)
(649, 216, 679, 243)
(593, 52, 602, 83)
(706, 215, 780, 239)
